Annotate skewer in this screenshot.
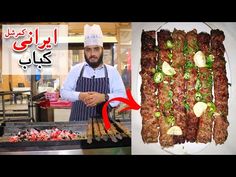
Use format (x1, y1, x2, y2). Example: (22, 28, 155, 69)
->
(185, 29, 199, 142)
(157, 29, 174, 147)
(140, 30, 159, 143)
(92, 117, 101, 141)
(110, 123, 123, 140)
(112, 121, 131, 138)
(171, 29, 187, 144)
(196, 32, 214, 143)
(97, 119, 109, 141)
(211, 29, 229, 144)
(86, 117, 93, 144)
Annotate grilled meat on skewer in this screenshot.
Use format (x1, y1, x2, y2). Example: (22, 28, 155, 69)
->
(140, 30, 159, 143)
(86, 118, 93, 144)
(113, 121, 131, 138)
(139, 27, 229, 148)
(110, 124, 123, 140)
(196, 32, 214, 143)
(96, 119, 109, 141)
(185, 29, 199, 142)
(106, 127, 118, 143)
(157, 30, 174, 147)
(92, 117, 101, 141)
(211, 29, 229, 144)
(171, 29, 187, 144)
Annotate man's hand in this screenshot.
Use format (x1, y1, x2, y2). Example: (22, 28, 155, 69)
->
(79, 92, 92, 103)
(84, 92, 105, 107)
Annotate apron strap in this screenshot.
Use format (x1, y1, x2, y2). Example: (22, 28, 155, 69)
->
(104, 65, 108, 78)
(79, 64, 86, 78)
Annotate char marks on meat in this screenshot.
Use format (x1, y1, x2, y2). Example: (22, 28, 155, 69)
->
(140, 27, 229, 148)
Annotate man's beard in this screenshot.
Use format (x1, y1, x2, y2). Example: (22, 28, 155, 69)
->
(85, 52, 103, 68)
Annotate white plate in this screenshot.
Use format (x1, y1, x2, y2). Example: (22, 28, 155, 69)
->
(133, 22, 232, 154)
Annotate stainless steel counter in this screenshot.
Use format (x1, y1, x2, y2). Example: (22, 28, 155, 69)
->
(0, 147, 131, 155)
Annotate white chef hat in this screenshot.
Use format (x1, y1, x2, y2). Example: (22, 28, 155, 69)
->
(84, 24, 103, 47)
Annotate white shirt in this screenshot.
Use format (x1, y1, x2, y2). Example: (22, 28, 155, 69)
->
(60, 62, 126, 107)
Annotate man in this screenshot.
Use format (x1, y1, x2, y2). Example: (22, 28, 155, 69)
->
(121, 65, 131, 89)
(60, 24, 126, 121)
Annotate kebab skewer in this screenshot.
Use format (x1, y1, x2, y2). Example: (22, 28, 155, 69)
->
(185, 29, 200, 142)
(157, 29, 175, 147)
(171, 29, 187, 144)
(196, 32, 214, 143)
(140, 30, 159, 143)
(211, 29, 229, 144)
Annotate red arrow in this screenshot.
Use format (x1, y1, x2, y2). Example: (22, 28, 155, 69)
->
(102, 89, 140, 130)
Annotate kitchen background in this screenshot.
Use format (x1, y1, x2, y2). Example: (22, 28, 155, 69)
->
(0, 22, 131, 123)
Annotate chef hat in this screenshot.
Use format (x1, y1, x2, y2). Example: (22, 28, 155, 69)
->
(84, 24, 103, 47)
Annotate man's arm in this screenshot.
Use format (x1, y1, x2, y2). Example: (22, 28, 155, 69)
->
(60, 65, 82, 102)
(108, 67, 127, 107)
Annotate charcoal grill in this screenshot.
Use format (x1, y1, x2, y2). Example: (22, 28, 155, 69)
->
(0, 119, 131, 155)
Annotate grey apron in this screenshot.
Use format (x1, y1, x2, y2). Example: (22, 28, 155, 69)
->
(69, 64, 111, 121)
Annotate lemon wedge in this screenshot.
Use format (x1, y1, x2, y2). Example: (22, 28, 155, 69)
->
(193, 102, 207, 117)
(194, 51, 206, 67)
(162, 61, 176, 76)
(167, 126, 182, 135)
